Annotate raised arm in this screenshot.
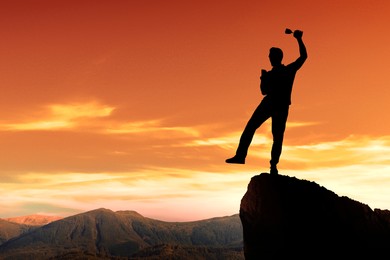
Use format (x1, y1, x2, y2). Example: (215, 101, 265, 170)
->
(291, 30, 307, 69)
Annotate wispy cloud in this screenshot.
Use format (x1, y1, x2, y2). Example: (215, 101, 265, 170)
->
(49, 102, 114, 119)
(0, 101, 201, 141)
(2, 131, 390, 220)
(286, 121, 322, 128)
(1, 113, 389, 221)
(105, 119, 200, 137)
(180, 120, 321, 148)
(0, 101, 115, 131)
(0, 169, 250, 221)
(282, 135, 390, 169)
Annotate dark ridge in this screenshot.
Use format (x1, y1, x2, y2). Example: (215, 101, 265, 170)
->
(240, 173, 390, 259)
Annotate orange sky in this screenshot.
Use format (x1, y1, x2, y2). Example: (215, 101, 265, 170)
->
(1, 0, 390, 221)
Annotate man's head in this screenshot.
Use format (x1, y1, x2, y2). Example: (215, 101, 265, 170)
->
(269, 47, 283, 67)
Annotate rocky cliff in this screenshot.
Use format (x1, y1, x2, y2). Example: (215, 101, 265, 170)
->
(240, 173, 390, 259)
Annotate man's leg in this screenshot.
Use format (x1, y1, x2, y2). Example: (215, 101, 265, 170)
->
(270, 107, 289, 174)
(226, 101, 271, 164)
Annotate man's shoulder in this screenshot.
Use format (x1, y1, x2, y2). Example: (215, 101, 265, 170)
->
(285, 61, 302, 72)
(287, 56, 307, 71)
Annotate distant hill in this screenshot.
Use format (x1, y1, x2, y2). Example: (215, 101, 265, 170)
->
(0, 219, 35, 245)
(5, 214, 62, 226)
(240, 173, 390, 258)
(0, 208, 243, 259)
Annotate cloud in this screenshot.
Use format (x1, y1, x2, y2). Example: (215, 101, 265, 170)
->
(0, 202, 80, 218)
(0, 169, 250, 221)
(281, 135, 390, 169)
(0, 101, 115, 131)
(1, 131, 390, 221)
(181, 124, 390, 169)
(1, 121, 73, 131)
(1, 113, 389, 221)
(49, 102, 114, 119)
(0, 101, 203, 144)
(105, 119, 200, 138)
(180, 120, 321, 148)
(286, 121, 322, 128)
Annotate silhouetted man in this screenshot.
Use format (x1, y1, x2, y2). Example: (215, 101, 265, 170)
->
(226, 30, 307, 174)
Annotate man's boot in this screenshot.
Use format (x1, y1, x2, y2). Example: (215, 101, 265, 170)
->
(225, 155, 245, 164)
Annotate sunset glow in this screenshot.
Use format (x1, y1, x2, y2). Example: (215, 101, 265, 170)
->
(1, 0, 390, 221)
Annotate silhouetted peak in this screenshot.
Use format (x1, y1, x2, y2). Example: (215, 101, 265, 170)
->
(115, 210, 144, 219)
(84, 208, 114, 215)
(240, 173, 390, 258)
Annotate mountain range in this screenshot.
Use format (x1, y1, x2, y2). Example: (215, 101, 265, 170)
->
(0, 208, 243, 259)
(0, 219, 35, 246)
(5, 214, 62, 226)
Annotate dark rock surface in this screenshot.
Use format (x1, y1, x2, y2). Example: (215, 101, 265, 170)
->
(240, 173, 390, 259)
